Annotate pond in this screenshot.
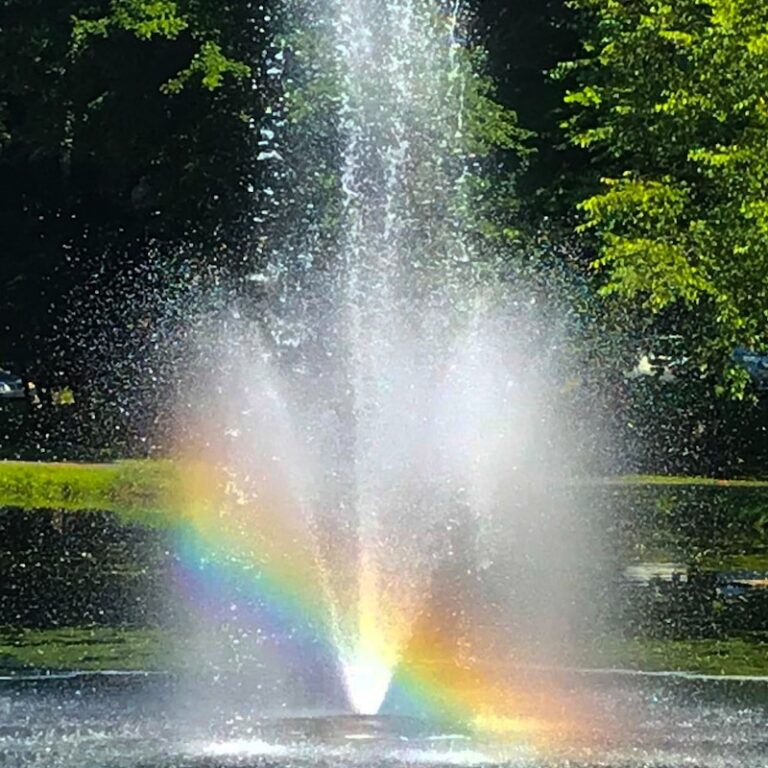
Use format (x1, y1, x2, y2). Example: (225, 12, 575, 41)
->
(0, 484, 766, 767)
(1, 673, 766, 767)
(1, 486, 766, 676)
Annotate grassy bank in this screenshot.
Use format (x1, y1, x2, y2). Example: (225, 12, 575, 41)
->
(595, 475, 768, 488)
(0, 460, 177, 525)
(588, 636, 768, 677)
(2, 460, 767, 567)
(1, 627, 766, 678)
(0, 627, 166, 672)
(3, 459, 768, 510)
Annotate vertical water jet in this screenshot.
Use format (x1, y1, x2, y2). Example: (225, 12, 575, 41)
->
(173, 0, 589, 726)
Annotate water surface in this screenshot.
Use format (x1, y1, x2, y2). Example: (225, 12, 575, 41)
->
(1, 673, 766, 767)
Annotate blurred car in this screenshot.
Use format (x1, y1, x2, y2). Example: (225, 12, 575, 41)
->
(0, 369, 24, 399)
(733, 347, 768, 391)
(628, 335, 689, 382)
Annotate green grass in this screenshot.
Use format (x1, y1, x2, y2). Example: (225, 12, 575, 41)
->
(596, 474, 768, 488)
(589, 636, 768, 677)
(1, 627, 766, 678)
(0, 627, 166, 671)
(0, 460, 178, 526)
(3, 459, 768, 516)
(700, 553, 768, 572)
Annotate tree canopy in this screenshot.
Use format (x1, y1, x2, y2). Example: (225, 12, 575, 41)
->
(564, 0, 768, 392)
(4, 0, 768, 467)
(0, 0, 262, 368)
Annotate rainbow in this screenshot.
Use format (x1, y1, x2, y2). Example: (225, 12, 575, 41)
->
(170, 460, 604, 757)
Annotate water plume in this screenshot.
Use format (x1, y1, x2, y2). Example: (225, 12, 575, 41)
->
(169, 0, 594, 735)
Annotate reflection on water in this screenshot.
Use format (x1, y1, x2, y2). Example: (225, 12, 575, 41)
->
(0, 507, 174, 628)
(1, 488, 766, 638)
(0, 490, 766, 766)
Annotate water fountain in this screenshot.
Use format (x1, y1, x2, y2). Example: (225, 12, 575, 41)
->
(170, 0, 590, 731)
(3, 1, 768, 767)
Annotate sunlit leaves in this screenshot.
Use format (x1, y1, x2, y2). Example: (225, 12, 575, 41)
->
(462, 70, 531, 158)
(72, 1, 189, 50)
(72, 1, 250, 93)
(162, 40, 250, 93)
(594, 236, 711, 310)
(564, 85, 603, 108)
(566, 0, 768, 386)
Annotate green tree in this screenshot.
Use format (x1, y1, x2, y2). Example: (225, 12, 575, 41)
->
(478, 0, 585, 219)
(0, 0, 265, 368)
(70, 1, 251, 92)
(564, 0, 768, 392)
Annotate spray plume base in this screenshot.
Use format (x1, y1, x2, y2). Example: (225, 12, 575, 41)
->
(341, 647, 396, 715)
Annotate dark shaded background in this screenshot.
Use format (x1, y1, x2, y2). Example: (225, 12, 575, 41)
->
(2, 1, 768, 472)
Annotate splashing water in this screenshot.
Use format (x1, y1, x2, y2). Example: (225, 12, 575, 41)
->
(174, 0, 586, 724)
(283, 0, 493, 712)
(340, 647, 394, 716)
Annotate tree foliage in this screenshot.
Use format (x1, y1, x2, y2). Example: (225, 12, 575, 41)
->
(71, 1, 251, 92)
(565, 0, 768, 387)
(477, 0, 584, 218)
(5, 0, 768, 468)
(0, 0, 263, 369)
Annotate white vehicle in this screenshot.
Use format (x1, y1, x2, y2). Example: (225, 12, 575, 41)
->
(0, 369, 24, 400)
